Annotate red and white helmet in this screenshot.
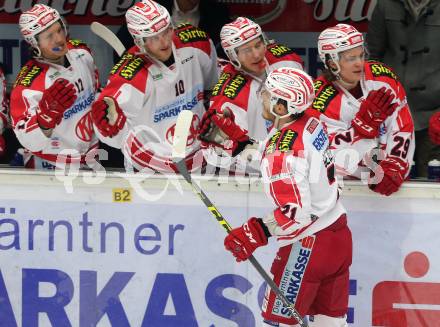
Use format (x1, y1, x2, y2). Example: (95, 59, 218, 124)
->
(19, 4, 65, 56)
(318, 24, 364, 72)
(264, 67, 315, 117)
(220, 17, 264, 68)
(126, 0, 171, 51)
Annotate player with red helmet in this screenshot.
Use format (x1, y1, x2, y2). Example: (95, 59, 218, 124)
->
(224, 67, 351, 326)
(314, 24, 414, 196)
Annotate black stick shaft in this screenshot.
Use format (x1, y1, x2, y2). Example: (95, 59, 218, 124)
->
(174, 160, 308, 327)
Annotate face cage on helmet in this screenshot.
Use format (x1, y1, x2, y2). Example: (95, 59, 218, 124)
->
(28, 18, 68, 58)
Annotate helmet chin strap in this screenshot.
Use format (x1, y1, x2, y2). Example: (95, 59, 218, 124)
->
(336, 76, 358, 90)
(273, 116, 281, 130)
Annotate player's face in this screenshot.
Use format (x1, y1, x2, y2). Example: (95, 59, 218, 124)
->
(261, 89, 275, 121)
(144, 26, 174, 62)
(260, 89, 288, 122)
(176, 0, 200, 12)
(236, 37, 267, 75)
(337, 46, 365, 85)
(37, 21, 68, 60)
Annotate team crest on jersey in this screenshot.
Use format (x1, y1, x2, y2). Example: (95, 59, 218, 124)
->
(110, 52, 135, 75)
(268, 44, 295, 58)
(177, 25, 208, 43)
(312, 84, 338, 112)
(223, 74, 247, 99)
(369, 62, 398, 80)
(211, 72, 231, 97)
(14, 65, 42, 87)
(118, 56, 145, 81)
(75, 112, 94, 142)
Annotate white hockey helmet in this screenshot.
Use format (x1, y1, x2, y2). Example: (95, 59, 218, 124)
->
(318, 24, 364, 73)
(126, 0, 172, 51)
(220, 17, 264, 68)
(19, 4, 66, 56)
(264, 67, 315, 117)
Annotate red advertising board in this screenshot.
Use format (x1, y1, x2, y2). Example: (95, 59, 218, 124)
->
(0, 0, 374, 30)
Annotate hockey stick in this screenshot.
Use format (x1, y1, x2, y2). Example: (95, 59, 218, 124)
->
(90, 22, 126, 56)
(172, 110, 308, 327)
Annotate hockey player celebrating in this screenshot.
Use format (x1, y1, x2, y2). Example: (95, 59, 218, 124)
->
(224, 67, 351, 326)
(91, 0, 219, 173)
(0, 66, 8, 157)
(313, 24, 414, 196)
(198, 17, 303, 171)
(10, 4, 100, 169)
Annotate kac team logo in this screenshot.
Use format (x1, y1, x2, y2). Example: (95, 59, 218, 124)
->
(165, 113, 199, 146)
(75, 112, 94, 142)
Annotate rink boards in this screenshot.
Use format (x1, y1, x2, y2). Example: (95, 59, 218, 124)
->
(0, 170, 439, 326)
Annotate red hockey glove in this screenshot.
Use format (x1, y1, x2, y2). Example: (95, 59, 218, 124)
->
(199, 107, 250, 156)
(369, 157, 406, 196)
(37, 78, 77, 130)
(429, 111, 440, 145)
(224, 217, 269, 262)
(352, 87, 398, 138)
(91, 97, 126, 137)
(0, 134, 5, 157)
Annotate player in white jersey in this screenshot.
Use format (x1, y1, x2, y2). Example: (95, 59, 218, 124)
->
(313, 24, 415, 196)
(198, 17, 303, 172)
(0, 66, 8, 157)
(91, 0, 218, 173)
(10, 4, 99, 170)
(224, 67, 351, 326)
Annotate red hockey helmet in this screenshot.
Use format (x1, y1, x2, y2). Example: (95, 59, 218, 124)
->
(220, 17, 264, 69)
(264, 67, 315, 117)
(318, 24, 364, 73)
(126, 0, 172, 51)
(19, 4, 66, 57)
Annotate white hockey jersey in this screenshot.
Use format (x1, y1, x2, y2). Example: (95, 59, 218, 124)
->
(313, 61, 415, 180)
(10, 39, 99, 168)
(261, 110, 346, 247)
(96, 24, 219, 173)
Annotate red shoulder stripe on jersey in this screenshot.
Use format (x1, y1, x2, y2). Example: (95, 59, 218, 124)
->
(364, 60, 398, 82)
(211, 70, 232, 97)
(173, 24, 212, 56)
(266, 43, 303, 67)
(311, 77, 339, 113)
(14, 60, 48, 88)
(25, 115, 39, 133)
(68, 39, 92, 54)
(396, 105, 414, 132)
